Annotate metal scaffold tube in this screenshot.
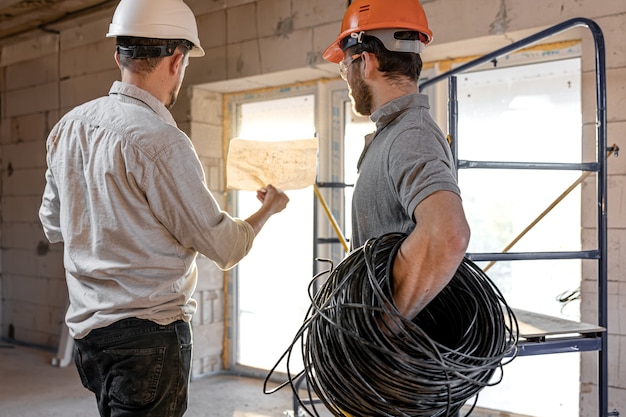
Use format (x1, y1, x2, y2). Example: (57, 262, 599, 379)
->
(420, 17, 609, 417)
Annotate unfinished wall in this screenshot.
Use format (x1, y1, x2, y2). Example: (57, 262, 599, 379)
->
(0, 0, 624, 413)
(1, 33, 74, 347)
(179, 87, 230, 378)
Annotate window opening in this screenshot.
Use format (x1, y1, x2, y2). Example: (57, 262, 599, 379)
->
(232, 92, 316, 374)
(456, 57, 582, 417)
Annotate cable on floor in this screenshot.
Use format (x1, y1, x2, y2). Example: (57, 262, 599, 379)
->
(264, 232, 518, 417)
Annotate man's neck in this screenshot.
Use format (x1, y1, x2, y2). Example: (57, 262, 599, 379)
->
(371, 79, 418, 113)
(120, 67, 170, 106)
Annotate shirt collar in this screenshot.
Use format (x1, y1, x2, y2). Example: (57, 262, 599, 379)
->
(370, 93, 430, 130)
(109, 81, 177, 126)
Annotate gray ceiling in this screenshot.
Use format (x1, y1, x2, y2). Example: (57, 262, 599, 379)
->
(0, 0, 117, 42)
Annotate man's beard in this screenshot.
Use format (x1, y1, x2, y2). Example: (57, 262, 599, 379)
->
(349, 70, 373, 116)
(166, 71, 185, 109)
(166, 88, 178, 109)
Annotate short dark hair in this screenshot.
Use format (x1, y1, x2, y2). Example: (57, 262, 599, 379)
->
(116, 37, 192, 73)
(346, 32, 423, 83)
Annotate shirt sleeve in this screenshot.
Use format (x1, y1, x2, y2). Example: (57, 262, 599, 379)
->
(39, 156, 64, 244)
(143, 137, 255, 270)
(388, 125, 460, 221)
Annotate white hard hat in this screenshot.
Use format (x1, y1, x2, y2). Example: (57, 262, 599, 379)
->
(106, 0, 205, 57)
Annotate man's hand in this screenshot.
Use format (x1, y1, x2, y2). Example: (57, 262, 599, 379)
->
(256, 184, 289, 214)
(245, 184, 289, 234)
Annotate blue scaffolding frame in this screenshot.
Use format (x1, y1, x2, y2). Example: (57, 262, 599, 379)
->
(420, 17, 610, 417)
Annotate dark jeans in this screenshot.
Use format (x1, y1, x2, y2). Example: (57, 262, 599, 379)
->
(73, 318, 192, 417)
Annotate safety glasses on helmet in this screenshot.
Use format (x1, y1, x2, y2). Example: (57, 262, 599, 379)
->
(339, 53, 362, 80)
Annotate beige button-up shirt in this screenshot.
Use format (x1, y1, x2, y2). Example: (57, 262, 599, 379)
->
(40, 81, 255, 339)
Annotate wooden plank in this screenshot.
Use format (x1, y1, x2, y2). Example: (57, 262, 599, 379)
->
(514, 308, 604, 339)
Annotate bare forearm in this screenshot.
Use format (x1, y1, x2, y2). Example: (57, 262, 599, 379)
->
(245, 207, 273, 235)
(392, 191, 470, 319)
(392, 230, 467, 318)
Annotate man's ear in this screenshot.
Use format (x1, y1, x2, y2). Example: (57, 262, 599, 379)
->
(170, 52, 185, 75)
(360, 51, 377, 79)
(114, 51, 122, 70)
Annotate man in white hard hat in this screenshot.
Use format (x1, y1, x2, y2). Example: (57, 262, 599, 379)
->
(39, 1, 289, 416)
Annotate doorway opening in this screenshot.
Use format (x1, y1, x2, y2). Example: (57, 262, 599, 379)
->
(229, 90, 316, 375)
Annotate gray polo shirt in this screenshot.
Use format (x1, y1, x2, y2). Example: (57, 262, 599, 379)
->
(39, 81, 255, 338)
(351, 93, 460, 248)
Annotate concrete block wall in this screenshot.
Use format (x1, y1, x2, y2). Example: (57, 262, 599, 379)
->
(0, 0, 624, 414)
(182, 87, 230, 378)
(0, 12, 122, 348)
(1, 31, 67, 347)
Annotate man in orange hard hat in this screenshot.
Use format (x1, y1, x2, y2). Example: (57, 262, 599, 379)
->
(39, 1, 289, 416)
(324, 0, 470, 325)
(324, 3, 469, 415)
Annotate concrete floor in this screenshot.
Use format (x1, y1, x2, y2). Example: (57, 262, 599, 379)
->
(0, 341, 314, 417)
(0, 341, 530, 417)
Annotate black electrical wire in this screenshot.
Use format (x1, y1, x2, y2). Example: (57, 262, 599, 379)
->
(264, 232, 518, 417)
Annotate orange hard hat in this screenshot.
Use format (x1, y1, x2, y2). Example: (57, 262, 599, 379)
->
(323, 0, 433, 63)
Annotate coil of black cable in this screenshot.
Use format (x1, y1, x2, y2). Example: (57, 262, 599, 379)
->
(265, 232, 518, 417)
